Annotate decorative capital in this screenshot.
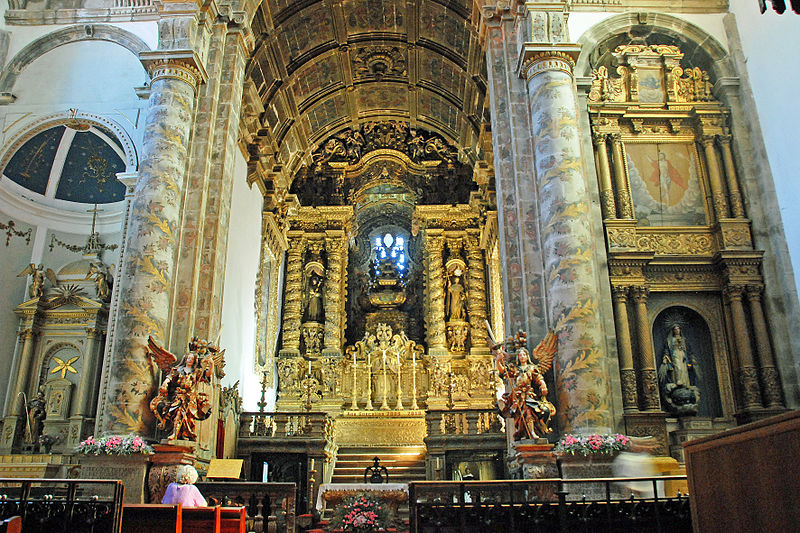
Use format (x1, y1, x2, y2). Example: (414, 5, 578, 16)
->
(629, 285, 649, 303)
(724, 284, 745, 302)
(139, 50, 207, 92)
(518, 45, 580, 81)
(611, 285, 630, 303)
(745, 283, 764, 300)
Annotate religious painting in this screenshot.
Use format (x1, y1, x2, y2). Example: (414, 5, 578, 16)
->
(636, 68, 665, 103)
(626, 142, 706, 226)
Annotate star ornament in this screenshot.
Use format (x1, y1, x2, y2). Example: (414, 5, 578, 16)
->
(50, 356, 79, 379)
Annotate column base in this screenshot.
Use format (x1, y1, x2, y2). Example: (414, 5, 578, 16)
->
(624, 411, 669, 456)
(147, 441, 197, 503)
(734, 406, 789, 426)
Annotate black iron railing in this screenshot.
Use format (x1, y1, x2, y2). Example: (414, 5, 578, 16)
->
(0, 478, 124, 533)
(409, 476, 691, 533)
(195, 481, 296, 533)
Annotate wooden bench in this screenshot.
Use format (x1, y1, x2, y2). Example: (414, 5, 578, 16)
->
(219, 507, 246, 533)
(122, 504, 182, 533)
(0, 517, 21, 533)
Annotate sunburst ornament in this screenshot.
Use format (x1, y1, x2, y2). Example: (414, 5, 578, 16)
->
(50, 356, 79, 379)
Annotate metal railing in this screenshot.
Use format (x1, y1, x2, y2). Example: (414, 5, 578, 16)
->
(195, 481, 296, 533)
(425, 409, 505, 437)
(409, 476, 691, 533)
(239, 411, 330, 439)
(0, 478, 124, 533)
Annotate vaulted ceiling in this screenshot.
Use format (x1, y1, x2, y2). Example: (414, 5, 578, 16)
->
(246, 0, 489, 182)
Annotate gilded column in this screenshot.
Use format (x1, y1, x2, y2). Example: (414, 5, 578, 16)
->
(9, 329, 36, 417)
(612, 287, 637, 412)
(745, 284, 784, 407)
(630, 286, 659, 411)
(718, 135, 745, 218)
(465, 232, 488, 352)
(593, 133, 616, 219)
(724, 285, 762, 409)
(610, 134, 633, 218)
(280, 236, 305, 356)
(98, 53, 205, 436)
(323, 237, 346, 356)
(701, 136, 730, 220)
(425, 232, 447, 355)
(521, 48, 613, 431)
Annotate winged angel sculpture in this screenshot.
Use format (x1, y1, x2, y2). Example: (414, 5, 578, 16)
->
(147, 336, 225, 441)
(17, 264, 57, 299)
(488, 327, 558, 440)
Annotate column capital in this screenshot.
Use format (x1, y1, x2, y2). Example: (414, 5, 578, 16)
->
(518, 45, 580, 81)
(592, 131, 609, 146)
(700, 134, 717, 147)
(723, 284, 746, 302)
(745, 283, 765, 300)
(17, 328, 35, 340)
(611, 285, 630, 302)
(629, 285, 649, 303)
(139, 50, 208, 92)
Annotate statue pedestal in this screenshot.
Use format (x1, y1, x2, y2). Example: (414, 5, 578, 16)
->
(511, 440, 557, 479)
(147, 440, 197, 503)
(78, 453, 151, 503)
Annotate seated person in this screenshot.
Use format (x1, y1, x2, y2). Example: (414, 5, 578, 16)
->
(161, 465, 207, 507)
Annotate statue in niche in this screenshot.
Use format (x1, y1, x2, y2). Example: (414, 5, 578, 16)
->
(148, 336, 224, 441)
(445, 268, 466, 321)
(25, 388, 46, 445)
(658, 324, 701, 415)
(305, 272, 324, 323)
(489, 328, 557, 441)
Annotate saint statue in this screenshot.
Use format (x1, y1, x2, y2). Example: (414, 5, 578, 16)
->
(25, 388, 46, 445)
(489, 328, 557, 440)
(148, 336, 225, 441)
(658, 324, 701, 415)
(445, 269, 466, 321)
(304, 272, 324, 323)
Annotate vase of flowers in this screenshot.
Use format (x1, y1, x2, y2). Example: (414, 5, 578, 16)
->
(332, 493, 390, 533)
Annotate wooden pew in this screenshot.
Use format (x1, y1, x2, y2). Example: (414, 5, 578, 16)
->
(0, 517, 21, 533)
(122, 504, 182, 533)
(219, 507, 246, 533)
(182, 506, 221, 532)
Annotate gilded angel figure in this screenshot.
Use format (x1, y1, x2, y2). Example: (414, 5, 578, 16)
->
(148, 336, 225, 441)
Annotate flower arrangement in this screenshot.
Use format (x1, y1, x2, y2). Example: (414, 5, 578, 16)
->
(76, 434, 154, 456)
(332, 493, 390, 533)
(554, 433, 631, 456)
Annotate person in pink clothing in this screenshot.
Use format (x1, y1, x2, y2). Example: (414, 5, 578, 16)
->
(161, 465, 207, 507)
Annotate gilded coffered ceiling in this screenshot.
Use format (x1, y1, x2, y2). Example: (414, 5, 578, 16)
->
(246, 0, 488, 181)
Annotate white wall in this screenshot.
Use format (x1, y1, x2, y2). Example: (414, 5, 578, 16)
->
(728, 3, 800, 290)
(219, 149, 264, 411)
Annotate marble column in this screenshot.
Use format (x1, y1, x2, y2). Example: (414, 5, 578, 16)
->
(280, 237, 305, 357)
(593, 133, 616, 220)
(74, 328, 99, 417)
(630, 286, 660, 411)
(323, 237, 346, 356)
(718, 135, 746, 218)
(701, 136, 730, 220)
(521, 48, 613, 432)
(745, 284, 784, 408)
(465, 232, 489, 352)
(98, 53, 204, 436)
(9, 329, 36, 417)
(724, 285, 762, 409)
(612, 287, 637, 412)
(610, 134, 633, 218)
(425, 232, 447, 355)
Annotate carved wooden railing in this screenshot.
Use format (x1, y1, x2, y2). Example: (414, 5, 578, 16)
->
(239, 411, 330, 440)
(425, 408, 505, 438)
(0, 478, 123, 533)
(409, 477, 691, 533)
(195, 482, 296, 533)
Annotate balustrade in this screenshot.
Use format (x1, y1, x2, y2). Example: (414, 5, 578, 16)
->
(425, 409, 505, 437)
(239, 412, 330, 439)
(195, 482, 296, 533)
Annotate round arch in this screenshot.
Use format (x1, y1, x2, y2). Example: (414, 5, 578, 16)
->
(574, 13, 735, 81)
(0, 24, 150, 93)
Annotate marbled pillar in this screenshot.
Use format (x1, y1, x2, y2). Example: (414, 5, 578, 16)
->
(97, 54, 204, 436)
(521, 48, 613, 432)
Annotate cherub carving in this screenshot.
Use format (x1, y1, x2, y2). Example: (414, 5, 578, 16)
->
(148, 336, 225, 441)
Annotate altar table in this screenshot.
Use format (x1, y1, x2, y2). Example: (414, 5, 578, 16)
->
(315, 482, 409, 512)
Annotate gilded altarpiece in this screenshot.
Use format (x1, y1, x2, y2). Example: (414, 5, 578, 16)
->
(589, 44, 785, 458)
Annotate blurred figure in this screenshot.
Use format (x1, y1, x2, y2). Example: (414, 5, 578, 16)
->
(161, 465, 207, 507)
(612, 437, 661, 499)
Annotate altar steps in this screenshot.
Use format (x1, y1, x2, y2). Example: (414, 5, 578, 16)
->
(331, 446, 427, 484)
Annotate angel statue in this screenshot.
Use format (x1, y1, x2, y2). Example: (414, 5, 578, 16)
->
(86, 262, 113, 301)
(487, 323, 557, 441)
(148, 336, 225, 441)
(17, 264, 57, 299)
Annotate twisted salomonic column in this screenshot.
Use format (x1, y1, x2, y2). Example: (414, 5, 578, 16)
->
(323, 237, 346, 355)
(465, 232, 488, 352)
(717, 135, 745, 219)
(280, 236, 306, 356)
(425, 232, 447, 354)
(612, 287, 637, 412)
(630, 286, 660, 410)
(724, 285, 762, 409)
(593, 133, 616, 219)
(521, 48, 613, 432)
(745, 284, 783, 408)
(98, 54, 204, 436)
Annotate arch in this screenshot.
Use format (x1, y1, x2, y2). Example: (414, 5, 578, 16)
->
(0, 25, 150, 93)
(575, 13, 735, 81)
(0, 110, 138, 175)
